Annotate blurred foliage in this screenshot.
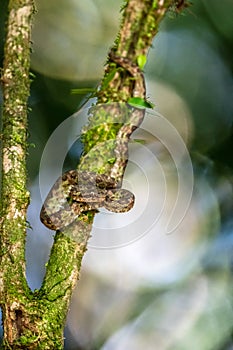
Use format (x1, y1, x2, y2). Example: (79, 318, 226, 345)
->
(1, 0, 233, 349)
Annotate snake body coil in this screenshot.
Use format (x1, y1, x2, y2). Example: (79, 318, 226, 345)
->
(40, 170, 135, 230)
(40, 52, 145, 231)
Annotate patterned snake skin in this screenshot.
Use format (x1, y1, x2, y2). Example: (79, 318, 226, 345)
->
(40, 51, 146, 230)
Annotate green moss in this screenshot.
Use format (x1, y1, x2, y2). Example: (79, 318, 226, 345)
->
(81, 103, 130, 159)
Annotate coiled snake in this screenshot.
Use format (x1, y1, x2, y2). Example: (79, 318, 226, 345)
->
(40, 51, 146, 231)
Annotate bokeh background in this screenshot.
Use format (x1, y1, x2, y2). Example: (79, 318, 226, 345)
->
(1, 0, 233, 349)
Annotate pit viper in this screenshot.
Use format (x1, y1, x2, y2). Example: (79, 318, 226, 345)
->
(40, 51, 146, 230)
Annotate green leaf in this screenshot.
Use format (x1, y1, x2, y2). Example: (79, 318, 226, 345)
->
(137, 55, 147, 70)
(101, 68, 118, 89)
(107, 158, 116, 164)
(128, 97, 154, 109)
(132, 138, 146, 145)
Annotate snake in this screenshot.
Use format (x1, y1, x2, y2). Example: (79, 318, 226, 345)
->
(40, 50, 146, 231)
(40, 170, 135, 231)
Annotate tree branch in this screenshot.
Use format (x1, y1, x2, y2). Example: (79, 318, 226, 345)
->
(0, 0, 35, 345)
(41, 0, 174, 337)
(98, 0, 174, 103)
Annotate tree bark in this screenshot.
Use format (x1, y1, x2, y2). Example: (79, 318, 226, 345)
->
(0, 0, 35, 347)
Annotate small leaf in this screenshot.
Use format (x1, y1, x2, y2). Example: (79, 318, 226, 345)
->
(107, 158, 116, 164)
(132, 138, 146, 145)
(137, 55, 147, 70)
(144, 100, 155, 108)
(101, 68, 118, 89)
(29, 72, 36, 78)
(128, 97, 154, 109)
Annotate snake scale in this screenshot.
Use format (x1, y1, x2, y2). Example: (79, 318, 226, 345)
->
(40, 51, 146, 231)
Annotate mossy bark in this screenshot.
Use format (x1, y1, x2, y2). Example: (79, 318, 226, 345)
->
(0, 0, 181, 348)
(0, 0, 35, 347)
(97, 0, 174, 104)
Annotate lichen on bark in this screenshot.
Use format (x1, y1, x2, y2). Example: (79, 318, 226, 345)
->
(0, 0, 36, 347)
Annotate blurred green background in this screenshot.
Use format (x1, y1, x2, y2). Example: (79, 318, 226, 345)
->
(1, 0, 233, 349)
